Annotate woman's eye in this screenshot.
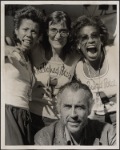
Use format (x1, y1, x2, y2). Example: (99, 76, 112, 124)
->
(91, 33, 99, 38)
(50, 28, 57, 33)
(61, 29, 68, 34)
(32, 31, 37, 34)
(81, 35, 88, 41)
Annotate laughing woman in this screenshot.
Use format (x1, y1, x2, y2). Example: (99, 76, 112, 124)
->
(5, 6, 44, 145)
(71, 16, 117, 125)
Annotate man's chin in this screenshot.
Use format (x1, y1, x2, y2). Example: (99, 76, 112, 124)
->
(67, 123, 81, 133)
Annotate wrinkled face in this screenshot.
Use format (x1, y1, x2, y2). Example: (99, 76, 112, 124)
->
(15, 19, 40, 51)
(78, 25, 102, 62)
(48, 22, 69, 52)
(60, 88, 90, 135)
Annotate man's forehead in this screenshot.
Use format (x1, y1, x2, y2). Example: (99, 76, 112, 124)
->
(60, 88, 88, 103)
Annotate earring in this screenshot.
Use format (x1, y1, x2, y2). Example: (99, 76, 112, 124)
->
(78, 45, 81, 50)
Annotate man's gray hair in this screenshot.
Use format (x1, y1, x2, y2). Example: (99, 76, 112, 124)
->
(57, 80, 94, 113)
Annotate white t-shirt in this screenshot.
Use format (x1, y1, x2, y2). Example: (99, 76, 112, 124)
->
(30, 46, 79, 119)
(75, 46, 118, 115)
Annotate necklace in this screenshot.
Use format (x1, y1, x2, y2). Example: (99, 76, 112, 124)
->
(84, 56, 105, 115)
(85, 60, 101, 92)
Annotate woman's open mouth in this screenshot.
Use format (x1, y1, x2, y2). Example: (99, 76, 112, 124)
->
(87, 47, 97, 53)
(87, 47, 98, 58)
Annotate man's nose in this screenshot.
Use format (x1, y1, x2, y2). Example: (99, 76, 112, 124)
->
(71, 106, 77, 118)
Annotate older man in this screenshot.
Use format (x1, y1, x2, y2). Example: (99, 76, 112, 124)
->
(34, 81, 116, 145)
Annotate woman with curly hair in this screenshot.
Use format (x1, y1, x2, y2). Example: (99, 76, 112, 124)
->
(71, 15, 117, 125)
(5, 6, 44, 145)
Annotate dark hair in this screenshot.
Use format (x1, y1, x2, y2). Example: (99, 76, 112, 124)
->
(71, 15, 109, 53)
(13, 6, 45, 43)
(42, 11, 72, 56)
(57, 80, 93, 113)
(45, 11, 71, 31)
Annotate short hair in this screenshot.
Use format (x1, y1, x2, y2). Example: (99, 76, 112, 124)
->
(45, 11, 71, 31)
(71, 15, 109, 53)
(14, 6, 44, 34)
(43, 11, 72, 55)
(57, 81, 93, 113)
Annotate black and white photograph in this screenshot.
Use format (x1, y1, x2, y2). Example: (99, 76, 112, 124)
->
(1, 1, 119, 149)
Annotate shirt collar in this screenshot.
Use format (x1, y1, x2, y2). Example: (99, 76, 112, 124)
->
(64, 125, 87, 145)
(64, 126, 81, 145)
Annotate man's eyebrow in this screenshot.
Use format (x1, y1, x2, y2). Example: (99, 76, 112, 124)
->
(63, 104, 71, 106)
(75, 104, 86, 108)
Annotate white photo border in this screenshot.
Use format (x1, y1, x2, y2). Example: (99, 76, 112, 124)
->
(1, 1, 119, 149)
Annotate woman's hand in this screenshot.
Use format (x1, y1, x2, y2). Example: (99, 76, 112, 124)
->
(5, 45, 21, 63)
(32, 82, 53, 105)
(5, 45, 15, 56)
(43, 87, 52, 99)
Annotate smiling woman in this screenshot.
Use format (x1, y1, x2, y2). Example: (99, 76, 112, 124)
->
(15, 19, 40, 50)
(5, 6, 44, 145)
(72, 16, 117, 126)
(29, 11, 80, 137)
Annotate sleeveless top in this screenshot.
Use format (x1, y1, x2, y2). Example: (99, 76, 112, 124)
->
(5, 49, 35, 109)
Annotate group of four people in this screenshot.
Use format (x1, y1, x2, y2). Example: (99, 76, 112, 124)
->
(5, 5, 117, 145)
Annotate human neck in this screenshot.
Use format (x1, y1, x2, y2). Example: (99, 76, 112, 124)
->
(52, 47, 62, 55)
(51, 47, 64, 61)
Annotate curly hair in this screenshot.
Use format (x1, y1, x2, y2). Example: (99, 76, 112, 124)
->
(14, 5, 45, 34)
(71, 15, 109, 53)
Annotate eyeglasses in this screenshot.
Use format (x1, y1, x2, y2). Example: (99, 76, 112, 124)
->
(79, 32, 100, 44)
(49, 28, 69, 37)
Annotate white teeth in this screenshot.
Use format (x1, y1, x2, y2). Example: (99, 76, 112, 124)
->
(87, 46, 95, 48)
(23, 40, 32, 44)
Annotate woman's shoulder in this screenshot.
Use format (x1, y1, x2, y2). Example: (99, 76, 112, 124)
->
(105, 45, 117, 53)
(105, 45, 118, 60)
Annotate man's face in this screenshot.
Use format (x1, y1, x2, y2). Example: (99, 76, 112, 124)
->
(60, 88, 90, 135)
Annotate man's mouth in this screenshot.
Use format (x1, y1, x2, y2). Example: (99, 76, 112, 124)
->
(68, 120, 81, 125)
